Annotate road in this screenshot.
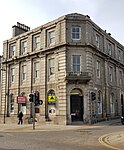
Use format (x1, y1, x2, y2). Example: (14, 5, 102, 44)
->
(0, 120, 123, 150)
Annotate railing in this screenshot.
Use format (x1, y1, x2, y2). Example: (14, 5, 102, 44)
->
(66, 71, 92, 82)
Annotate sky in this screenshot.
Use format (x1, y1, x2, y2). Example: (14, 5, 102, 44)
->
(0, 0, 124, 55)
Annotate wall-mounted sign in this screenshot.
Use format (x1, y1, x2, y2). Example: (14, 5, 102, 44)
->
(48, 96, 56, 103)
(17, 96, 26, 103)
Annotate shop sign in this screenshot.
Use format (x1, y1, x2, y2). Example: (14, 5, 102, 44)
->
(17, 96, 26, 103)
(48, 96, 56, 103)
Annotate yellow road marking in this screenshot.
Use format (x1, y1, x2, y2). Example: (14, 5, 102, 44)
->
(98, 133, 121, 150)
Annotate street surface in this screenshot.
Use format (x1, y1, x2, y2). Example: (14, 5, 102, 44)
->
(0, 119, 123, 150)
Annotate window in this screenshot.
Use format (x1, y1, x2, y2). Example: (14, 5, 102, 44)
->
(109, 66, 113, 82)
(96, 34, 100, 48)
(119, 71, 122, 86)
(97, 91, 102, 114)
(49, 31, 55, 45)
(72, 55, 80, 72)
(33, 36, 40, 50)
(34, 62, 39, 79)
(96, 60, 100, 78)
(118, 49, 122, 61)
(9, 94, 14, 114)
(110, 93, 114, 113)
(21, 41, 27, 54)
(107, 43, 112, 55)
(49, 58, 55, 75)
(10, 68, 15, 83)
(71, 27, 81, 40)
(21, 65, 26, 80)
(9, 45, 16, 58)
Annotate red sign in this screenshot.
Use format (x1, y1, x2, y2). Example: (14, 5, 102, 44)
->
(17, 96, 26, 103)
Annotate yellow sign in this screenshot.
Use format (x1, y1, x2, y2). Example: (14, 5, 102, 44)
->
(48, 96, 56, 102)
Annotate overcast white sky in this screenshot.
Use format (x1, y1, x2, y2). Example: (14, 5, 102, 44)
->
(0, 0, 124, 55)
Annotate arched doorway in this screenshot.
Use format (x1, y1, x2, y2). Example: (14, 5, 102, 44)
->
(70, 88, 83, 122)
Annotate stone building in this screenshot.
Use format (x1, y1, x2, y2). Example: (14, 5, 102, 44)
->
(1, 13, 124, 125)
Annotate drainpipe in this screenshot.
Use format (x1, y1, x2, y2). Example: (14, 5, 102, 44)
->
(45, 54, 49, 120)
(104, 59, 107, 120)
(30, 58, 33, 118)
(6, 41, 10, 118)
(17, 62, 21, 115)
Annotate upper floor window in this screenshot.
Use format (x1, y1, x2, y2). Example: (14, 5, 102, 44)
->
(49, 58, 55, 75)
(107, 43, 112, 55)
(49, 31, 55, 45)
(72, 55, 80, 72)
(21, 65, 26, 81)
(34, 62, 39, 79)
(33, 35, 40, 50)
(96, 60, 100, 78)
(10, 68, 15, 83)
(71, 27, 81, 40)
(119, 70, 122, 86)
(118, 48, 122, 61)
(109, 66, 113, 82)
(9, 45, 16, 58)
(21, 41, 27, 55)
(95, 34, 100, 48)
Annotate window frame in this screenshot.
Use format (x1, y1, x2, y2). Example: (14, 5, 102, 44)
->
(109, 66, 113, 82)
(21, 65, 26, 81)
(72, 55, 81, 72)
(118, 48, 122, 61)
(96, 60, 100, 78)
(49, 58, 55, 75)
(9, 94, 14, 114)
(71, 26, 81, 40)
(110, 93, 115, 113)
(33, 35, 40, 51)
(21, 40, 27, 54)
(119, 70, 122, 86)
(9, 44, 16, 58)
(10, 68, 15, 83)
(49, 30, 55, 45)
(107, 43, 112, 56)
(34, 62, 39, 79)
(95, 34, 100, 48)
(97, 91, 102, 114)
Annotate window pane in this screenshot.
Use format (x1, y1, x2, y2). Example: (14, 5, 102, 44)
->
(75, 27, 79, 32)
(71, 27, 81, 40)
(77, 65, 80, 72)
(77, 56, 80, 64)
(73, 56, 76, 63)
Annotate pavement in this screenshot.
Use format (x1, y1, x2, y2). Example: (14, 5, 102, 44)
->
(0, 119, 121, 133)
(0, 122, 96, 132)
(0, 119, 124, 149)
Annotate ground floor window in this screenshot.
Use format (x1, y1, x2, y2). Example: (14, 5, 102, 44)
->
(110, 93, 115, 113)
(97, 91, 102, 114)
(9, 94, 14, 114)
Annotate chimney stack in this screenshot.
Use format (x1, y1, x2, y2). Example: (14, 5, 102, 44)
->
(12, 22, 30, 37)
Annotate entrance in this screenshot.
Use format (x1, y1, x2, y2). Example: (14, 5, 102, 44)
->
(121, 94, 124, 115)
(70, 95, 83, 121)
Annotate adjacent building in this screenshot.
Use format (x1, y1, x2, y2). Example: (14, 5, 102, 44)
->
(1, 13, 124, 125)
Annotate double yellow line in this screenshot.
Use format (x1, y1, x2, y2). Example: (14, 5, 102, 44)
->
(98, 133, 121, 150)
